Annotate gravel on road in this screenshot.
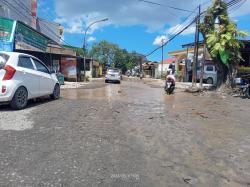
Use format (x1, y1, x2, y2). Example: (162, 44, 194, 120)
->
(0, 80, 250, 187)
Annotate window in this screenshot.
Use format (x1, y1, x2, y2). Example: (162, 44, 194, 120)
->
(206, 66, 214, 72)
(18, 56, 34, 70)
(32, 59, 50, 74)
(108, 69, 120, 73)
(0, 53, 9, 69)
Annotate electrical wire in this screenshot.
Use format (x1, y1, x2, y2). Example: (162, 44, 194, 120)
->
(1, 0, 72, 46)
(228, 0, 247, 14)
(138, 0, 193, 12)
(145, 0, 246, 57)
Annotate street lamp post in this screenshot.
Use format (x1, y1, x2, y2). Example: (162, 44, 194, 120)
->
(83, 18, 108, 81)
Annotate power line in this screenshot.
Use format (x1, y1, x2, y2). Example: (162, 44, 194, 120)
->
(2, 0, 30, 21)
(138, 0, 193, 12)
(146, 18, 197, 57)
(228, 0, 247, 13)
(145, 0, 245, 57)
(166, 7, 198, 39)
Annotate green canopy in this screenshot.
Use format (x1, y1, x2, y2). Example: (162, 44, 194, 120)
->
(219, 50, 229, 65)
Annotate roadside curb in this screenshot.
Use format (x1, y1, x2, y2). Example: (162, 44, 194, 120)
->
(143, 79, 213, 90)
(60, 82, 89, 89)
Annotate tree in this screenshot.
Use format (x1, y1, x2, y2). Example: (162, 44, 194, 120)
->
(89, 40, 140, 73)
(76, 48, 85, 57)
(200, 0, 248, 89)
(89, 40, 119, 67)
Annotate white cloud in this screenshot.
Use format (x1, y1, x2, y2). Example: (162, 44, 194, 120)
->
(153, 23, 195, 46)
(53, 0, 250, 38)
(153, 35, 168, 46)
(54, 0, 209, 33)
(63, 17, 85, 34)
(87, 36, 96, 42)
(166, 24, 196, 35)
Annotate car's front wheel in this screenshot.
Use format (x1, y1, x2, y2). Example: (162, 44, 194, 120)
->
(50, 84, 60, 100)
(11, 86, 28, 110)
(206, 77, 213, 84)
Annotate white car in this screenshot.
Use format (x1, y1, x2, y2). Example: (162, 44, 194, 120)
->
(105, 68, 121, 83)
(0, 52, 60, 109)
(197, 64, 217, 85)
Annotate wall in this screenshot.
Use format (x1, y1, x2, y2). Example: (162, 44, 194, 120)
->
(0, 0, 32, 26)
(157, 63, 170, 74)
(0, 0, 61, 44)
(37, 19, 61, 44)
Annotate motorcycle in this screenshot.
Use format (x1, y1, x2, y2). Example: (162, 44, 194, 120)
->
(164, 78, 175, 95)
(235, 77, 250, 98)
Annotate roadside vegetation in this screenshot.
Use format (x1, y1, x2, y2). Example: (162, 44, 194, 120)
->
(200, 0, 248, 90)
(75, 40, 141, 73)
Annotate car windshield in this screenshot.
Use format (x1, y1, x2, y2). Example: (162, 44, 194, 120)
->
(108, 69, 120, 73)
(0, 53, 9, 69)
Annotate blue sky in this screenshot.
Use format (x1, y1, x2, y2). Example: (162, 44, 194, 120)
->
(38, 0, 250, 62)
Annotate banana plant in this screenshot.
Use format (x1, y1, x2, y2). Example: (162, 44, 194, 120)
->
(200, 0, 248, 88)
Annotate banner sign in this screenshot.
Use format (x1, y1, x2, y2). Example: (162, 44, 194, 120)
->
(61, 57, 77, 79)
(0, 17, 16, 52)
(15, 22, 48, 52)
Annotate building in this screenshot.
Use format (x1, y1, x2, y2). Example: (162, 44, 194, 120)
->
(0, 0, 62, 43)
(158, 58, 176, 76)
(76, 57, 103, 81)
(0, 0, 33, 26)
(0, 1, 78, 81)
(168, 42, 213, 82)
(142, 61, 158, 78)
(0, 0, 103, 81)
(240, 40, 250, 67)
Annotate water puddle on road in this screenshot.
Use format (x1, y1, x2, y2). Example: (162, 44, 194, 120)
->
(62, 84, 123, 101)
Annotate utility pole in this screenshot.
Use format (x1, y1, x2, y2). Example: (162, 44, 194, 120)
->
(140, 56, 143, 74)
(192, 5, 201, 87)
(161, 38, 164, 78)
(200, 43, 206, 87)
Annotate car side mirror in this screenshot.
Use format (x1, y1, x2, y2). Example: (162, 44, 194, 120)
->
(50, 69, 56, 74)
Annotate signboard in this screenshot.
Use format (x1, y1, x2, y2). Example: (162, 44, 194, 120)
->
(15, 22, 48, 52)
(0, 17, 16, 51)
(61, 57, 77, 79)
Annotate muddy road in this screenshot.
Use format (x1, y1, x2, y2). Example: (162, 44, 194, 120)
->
(0, 79, 250, 187)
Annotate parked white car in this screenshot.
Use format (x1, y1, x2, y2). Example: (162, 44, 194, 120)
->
(105, 68, 121, 83)
(0, 52, 60, 109)
(197, 64, 217, 85)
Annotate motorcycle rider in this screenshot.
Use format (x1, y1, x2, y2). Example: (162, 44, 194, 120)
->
(166, 69, 176, 86)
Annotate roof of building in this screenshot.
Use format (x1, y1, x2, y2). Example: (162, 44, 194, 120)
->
(160, 58, 176, 64)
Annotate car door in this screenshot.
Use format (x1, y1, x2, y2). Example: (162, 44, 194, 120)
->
(16, 56, 40, 98)
(205, 65, 214, 77)
(32, 58, 54, 95)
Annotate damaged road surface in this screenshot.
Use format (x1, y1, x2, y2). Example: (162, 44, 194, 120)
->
(0, 80, 250, 186)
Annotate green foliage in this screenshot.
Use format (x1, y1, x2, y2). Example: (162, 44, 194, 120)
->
(89, 40, 141, 72)
(200, 0, 248, 86)
(76, 48, 85, 57)
(238, 67, 250, 73)
(238, 67, 250, 78)
(89, 40, 119, 66)
(200, 0, 248, 64)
